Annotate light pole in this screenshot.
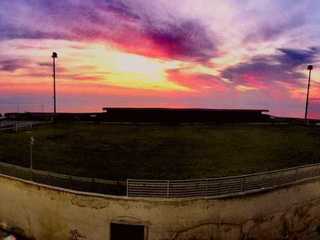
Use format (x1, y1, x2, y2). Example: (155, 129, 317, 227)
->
(305, 65, 313, 123)
(52, 52, 58, 114)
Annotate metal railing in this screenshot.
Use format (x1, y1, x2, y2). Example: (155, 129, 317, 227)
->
(0, 121, 45, 132)
(1, 161, 320, 198)
(127, 163, 320, 198)
(0, 162, 126, 195)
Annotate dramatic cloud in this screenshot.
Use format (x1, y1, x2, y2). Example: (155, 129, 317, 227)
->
(144, 20, 217, 62)
(276, 48, 319, 67)
(221, 47, 319, 88)
(0, 0, 218, 63)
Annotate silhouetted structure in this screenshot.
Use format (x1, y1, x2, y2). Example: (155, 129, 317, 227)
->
(102, 108, 270, 123)
(4, 108, 271, 123)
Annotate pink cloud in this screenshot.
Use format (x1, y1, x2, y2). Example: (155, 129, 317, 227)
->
(166, 68, 227, 92)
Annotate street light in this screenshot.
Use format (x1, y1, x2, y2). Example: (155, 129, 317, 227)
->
(52, 52, 58, 115)
(304, 65, 313, 123)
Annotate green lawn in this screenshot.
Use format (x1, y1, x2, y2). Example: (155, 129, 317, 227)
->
(0, 122, 320, 180)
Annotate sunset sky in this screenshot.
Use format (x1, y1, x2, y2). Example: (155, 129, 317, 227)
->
(0, 0, 319, 118)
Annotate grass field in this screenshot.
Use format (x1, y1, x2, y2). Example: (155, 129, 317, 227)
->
(0, 122, 320, 180)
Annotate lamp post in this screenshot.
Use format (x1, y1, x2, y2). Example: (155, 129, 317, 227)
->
(52, 52, 58, 114)
(304, 65, 313, 123)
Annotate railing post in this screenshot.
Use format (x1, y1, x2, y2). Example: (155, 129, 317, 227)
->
(295, 168, 299, 182)
(91, 178, 95, 192)
(241, 177, 245, 192)
(126, 179, 129, 197)
(69, 175, 73, 189)
(206, 179, 209, 197)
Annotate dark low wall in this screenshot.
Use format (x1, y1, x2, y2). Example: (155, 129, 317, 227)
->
(4, 108, 271, 123)
(102, 108, 271, 123)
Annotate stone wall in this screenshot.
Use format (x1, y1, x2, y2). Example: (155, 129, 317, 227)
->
(1, 174, 320, 240)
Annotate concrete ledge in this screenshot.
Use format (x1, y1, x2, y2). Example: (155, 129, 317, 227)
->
(1, 172, 320, 239)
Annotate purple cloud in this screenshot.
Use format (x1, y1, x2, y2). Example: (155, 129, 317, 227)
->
(144, 19, 217, 62)
(276, 48, 318, 67)
(242, 2, 309, 43)
(0, 59, 30, 72)
(0, 28, 67, 40)
(221, 47, 319, 87)
(104, 0, 141, 20)
(0, 0, 218, 63)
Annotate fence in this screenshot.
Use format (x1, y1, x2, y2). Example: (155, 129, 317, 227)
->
(127, 163, 320, 198)
(0, 121, 45, 132)
(1, 161, 320, 198)
(0, 162, 126, 195)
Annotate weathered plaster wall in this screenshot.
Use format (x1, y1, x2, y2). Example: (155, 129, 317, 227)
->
(1, 174, 320, 240)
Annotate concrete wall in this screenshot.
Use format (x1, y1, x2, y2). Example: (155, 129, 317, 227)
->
(1, 174, 320, 240)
